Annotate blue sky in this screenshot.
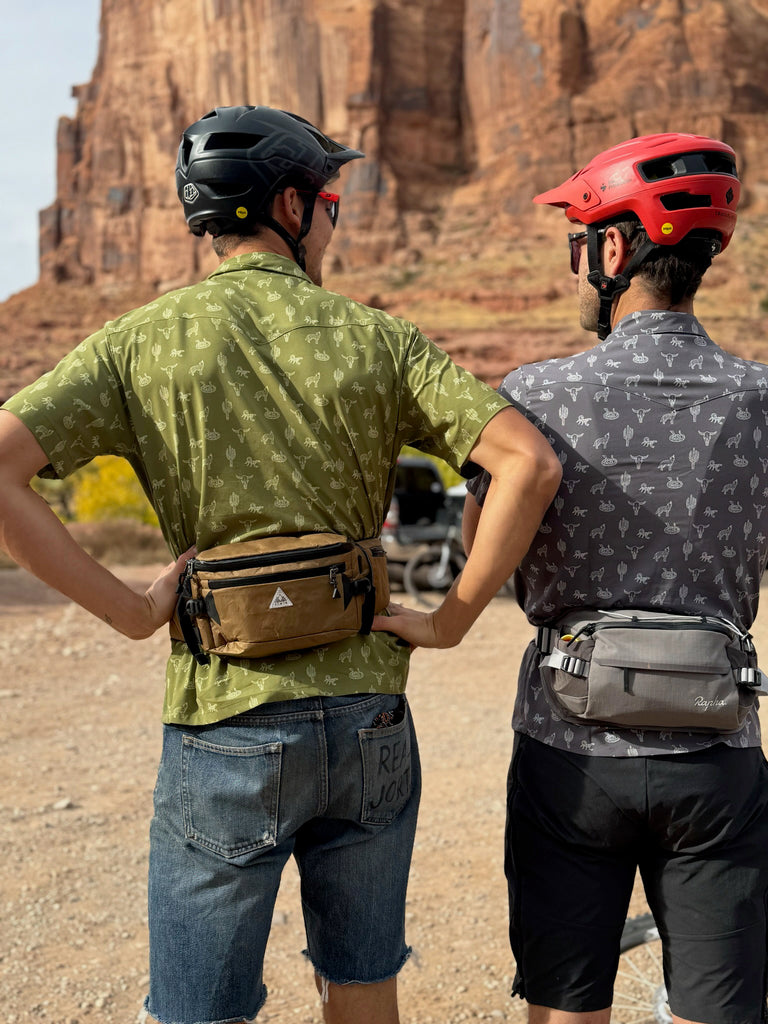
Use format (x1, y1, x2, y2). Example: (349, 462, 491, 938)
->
(1, 1, 101, 303)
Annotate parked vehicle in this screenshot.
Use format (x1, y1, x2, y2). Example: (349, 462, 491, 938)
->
(392, 477, 519, 607)
(402, 485, 466, 606)
(382, 455, 449, 582)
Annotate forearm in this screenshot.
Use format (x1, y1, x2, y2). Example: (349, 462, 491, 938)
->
(372, 407, 562, 650)
(0, 480, 157, 638)
(433, 457, 558, 644)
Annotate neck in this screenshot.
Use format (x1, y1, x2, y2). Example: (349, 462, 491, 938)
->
(219, 230, 295, 265)
(612, 285, 695, 326)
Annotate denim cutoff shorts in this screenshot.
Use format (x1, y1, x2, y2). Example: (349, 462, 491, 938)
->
(144, 692, 420, 1024)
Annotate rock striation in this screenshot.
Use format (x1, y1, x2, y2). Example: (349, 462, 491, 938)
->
(38, 0, 768, 293)
(4, 0, 768, 404)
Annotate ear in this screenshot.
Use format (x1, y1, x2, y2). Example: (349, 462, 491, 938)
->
(602, 225, 630, 276)
(272, 187, 303, 231)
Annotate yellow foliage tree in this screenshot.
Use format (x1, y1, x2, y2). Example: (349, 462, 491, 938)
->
(70, 456, 159, 525)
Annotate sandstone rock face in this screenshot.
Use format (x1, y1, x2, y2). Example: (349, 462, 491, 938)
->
(38, 0, 768, 294)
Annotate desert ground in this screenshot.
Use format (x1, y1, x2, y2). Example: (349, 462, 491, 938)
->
(2, 564, 767, 1024)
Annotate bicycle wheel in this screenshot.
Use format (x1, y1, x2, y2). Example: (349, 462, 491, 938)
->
(613, 914, 670, 1024)
(617, 912, 768, 1022)
(403, 546, 465, 607)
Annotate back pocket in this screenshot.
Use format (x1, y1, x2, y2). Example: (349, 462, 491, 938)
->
(358, 707, 413, 825)
(181, 735, 282, 860)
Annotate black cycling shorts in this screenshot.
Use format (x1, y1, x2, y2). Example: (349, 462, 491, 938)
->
(506, 734, 768, 1022)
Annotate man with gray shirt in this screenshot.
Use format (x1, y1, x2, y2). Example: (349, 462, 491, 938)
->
(464, 134, 768, 1024)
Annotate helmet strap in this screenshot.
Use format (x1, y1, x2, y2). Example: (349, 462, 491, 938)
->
(294, 192, 318, 270)
(585, 226, 658, 340)
(258, 192, 317, 272)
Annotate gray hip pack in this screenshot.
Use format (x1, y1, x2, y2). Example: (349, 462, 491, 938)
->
(536, 608, 765, 732)
(171, 533, 389, 665)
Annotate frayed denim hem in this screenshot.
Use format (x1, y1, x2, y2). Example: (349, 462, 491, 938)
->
(302, 945, 412, 998)
(142, 983, 266, 1024)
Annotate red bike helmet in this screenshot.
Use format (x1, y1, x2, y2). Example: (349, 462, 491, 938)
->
(534, 132, 739, 249)
(534, 133, 739, 338)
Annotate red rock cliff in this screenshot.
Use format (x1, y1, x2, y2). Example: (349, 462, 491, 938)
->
(39, 0, 768, 293)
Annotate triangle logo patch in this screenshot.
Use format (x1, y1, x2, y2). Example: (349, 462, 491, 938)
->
(269, 587, 293, 610)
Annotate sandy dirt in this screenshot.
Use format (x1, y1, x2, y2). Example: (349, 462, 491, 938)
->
(2, 566, 767, 1024)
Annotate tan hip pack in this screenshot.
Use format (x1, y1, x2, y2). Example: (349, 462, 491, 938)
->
(536, 609, 764, 732)
(171, 533, 389, 664)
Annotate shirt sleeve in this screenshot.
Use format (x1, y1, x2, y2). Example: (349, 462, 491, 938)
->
(1, 329, 138, 479)
(465, 366, 530, 505)
(397, 327, 510, 476)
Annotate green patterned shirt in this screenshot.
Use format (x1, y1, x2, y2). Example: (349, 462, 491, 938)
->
(4, 252, 508, 724)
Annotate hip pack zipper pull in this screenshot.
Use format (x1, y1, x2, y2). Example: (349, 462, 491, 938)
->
(330, 566, 341, 599)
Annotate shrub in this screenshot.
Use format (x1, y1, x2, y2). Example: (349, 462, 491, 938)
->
(31, 475, 75, 521)
(67, 519, 169, 564)
(69, 456, 159, 526)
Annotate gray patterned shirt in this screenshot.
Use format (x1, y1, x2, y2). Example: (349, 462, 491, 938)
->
(470, 310, 768, 755)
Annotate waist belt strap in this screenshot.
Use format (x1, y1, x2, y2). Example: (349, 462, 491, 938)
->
(175, 584, 210, 665)
(355, 541, 377, 635)
(739, 666, 763, 687)
(535, 626, 559, 655)
(540, 647, 589, 678)
(743, 669, 768, 694)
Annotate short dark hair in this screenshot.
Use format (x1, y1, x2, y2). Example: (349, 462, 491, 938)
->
(211, 229, 264, 259)
(611, 217, 717, 305)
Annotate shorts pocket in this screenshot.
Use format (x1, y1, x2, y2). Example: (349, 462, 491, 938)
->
(181, 735, 282, 859)
(358, 706, 413, 825)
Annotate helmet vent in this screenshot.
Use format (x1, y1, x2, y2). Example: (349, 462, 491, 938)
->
(204, 132, 264, 151)
(179, 139, 193, 171)
(308, 128, 346, 154)
(639, 150, 737, 182)
(207, 183, 250, 198)
(660, 192, 713, 211)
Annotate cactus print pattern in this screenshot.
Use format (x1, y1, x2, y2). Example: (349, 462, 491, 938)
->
(470, 311, 768, 755)
(4, 253, 508, 725)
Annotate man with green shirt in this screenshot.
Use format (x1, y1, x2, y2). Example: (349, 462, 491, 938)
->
(0, 105, 561, 1024)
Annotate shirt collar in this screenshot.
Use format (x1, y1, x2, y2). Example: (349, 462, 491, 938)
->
(610, 309, 710, 342)
(206, 251, 312, 284)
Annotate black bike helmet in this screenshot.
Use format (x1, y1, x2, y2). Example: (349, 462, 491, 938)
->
(176, 105, 364, 267)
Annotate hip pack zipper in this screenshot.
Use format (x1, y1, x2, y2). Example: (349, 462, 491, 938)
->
(580, 619, 734, 638)
(569, 617, 752, 653)
(189, 540, 353, 575)
(208, 563, 346, 590)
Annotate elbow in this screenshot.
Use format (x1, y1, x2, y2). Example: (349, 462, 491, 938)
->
(121, 624, 155, 642)
(530, 443, 563, 510)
